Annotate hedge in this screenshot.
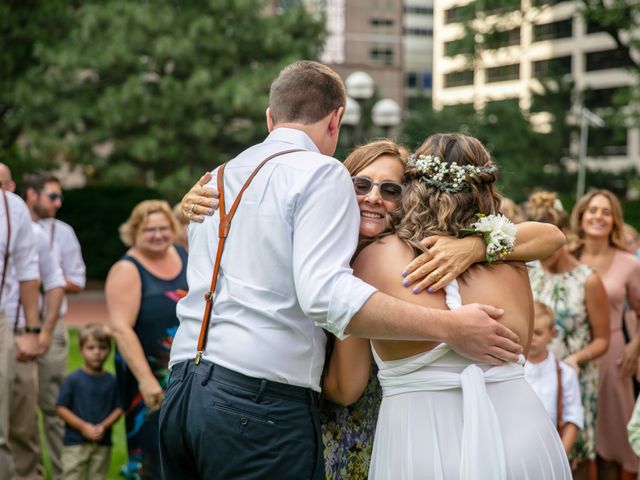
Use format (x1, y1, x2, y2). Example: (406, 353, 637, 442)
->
(57, 185, 163, 280)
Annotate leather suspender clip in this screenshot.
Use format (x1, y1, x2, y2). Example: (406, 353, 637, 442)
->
(194, 149, 303, 365)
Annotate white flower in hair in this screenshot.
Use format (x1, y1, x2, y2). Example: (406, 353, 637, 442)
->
(553, 198, 564, 212)
(407, 154, 496, 193)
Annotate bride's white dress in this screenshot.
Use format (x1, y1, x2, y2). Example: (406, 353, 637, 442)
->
(369, 281, 572, 479)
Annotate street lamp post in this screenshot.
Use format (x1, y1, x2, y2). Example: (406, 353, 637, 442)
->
(372, 98, 401, 139)
(345, 72, 375, 144)
(344, 71, 402, 143)
(576, 107, 605, 200)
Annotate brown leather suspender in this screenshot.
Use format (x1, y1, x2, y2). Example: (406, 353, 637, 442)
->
(194, 149, 303, 364)
(556, 358, 564, 433)
(0, 189, 11, 301)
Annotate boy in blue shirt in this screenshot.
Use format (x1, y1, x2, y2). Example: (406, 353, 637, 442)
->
(56, 324, 122, 480)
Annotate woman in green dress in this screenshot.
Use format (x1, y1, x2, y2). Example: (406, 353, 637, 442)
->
(526, 191, 610, 478)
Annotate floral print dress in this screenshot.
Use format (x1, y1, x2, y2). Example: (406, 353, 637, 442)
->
(321, 366, 382, 479)
(529, 261, 597, 464)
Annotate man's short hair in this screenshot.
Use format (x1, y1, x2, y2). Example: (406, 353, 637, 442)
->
(269, 60, 346, 125)
(79, 323, 111, 350)
(20, 172, 61, 198)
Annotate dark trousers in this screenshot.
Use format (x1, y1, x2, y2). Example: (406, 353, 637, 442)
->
(159, 360, 324, 480)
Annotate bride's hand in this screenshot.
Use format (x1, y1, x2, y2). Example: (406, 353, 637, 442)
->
(401, 235, 485, 293)
(182, 172, 219, 223)
(446, 303, 522, 365)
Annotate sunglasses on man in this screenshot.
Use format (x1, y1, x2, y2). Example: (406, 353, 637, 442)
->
(351, 176, 404, 202)
(45, 191, 63, 202)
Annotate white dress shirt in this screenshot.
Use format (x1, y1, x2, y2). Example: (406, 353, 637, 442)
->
(171, 128, 377, 391)
(0, 192, 39, 313)
(38, 217, 86, 316)
(524, 351, 584, 429)
(4, 222, 66, 328)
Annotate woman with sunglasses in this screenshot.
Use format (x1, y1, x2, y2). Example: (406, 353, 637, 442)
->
(181, 138, 564, 478)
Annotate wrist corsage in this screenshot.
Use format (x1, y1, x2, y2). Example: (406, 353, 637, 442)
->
(469, 213, 516, 263)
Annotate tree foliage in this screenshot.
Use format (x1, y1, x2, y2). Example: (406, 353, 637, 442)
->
(8, 0, 325, 199)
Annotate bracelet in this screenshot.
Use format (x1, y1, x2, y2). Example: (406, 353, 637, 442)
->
(468, 214, 516, 263)
(24, 326, 41, 334)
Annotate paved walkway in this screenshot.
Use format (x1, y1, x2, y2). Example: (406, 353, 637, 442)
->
(65, 289, 108, 328)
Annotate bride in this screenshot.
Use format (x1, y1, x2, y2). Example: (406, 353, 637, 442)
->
(347, 133, 571, 479)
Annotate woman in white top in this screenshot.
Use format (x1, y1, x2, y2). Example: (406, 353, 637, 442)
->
(334, 133, 571, 479)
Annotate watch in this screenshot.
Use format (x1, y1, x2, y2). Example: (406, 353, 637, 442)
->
(24, 326, 41, 334)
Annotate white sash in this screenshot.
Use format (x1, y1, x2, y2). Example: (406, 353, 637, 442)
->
(373, 280, 526, 480)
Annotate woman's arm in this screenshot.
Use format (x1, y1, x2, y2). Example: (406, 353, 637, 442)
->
(402, 222, 565, 292)
(105, 261, 164, 409)
(564, 273, 610, 372)
(621, 259, 640, 377)
(561, 423, 579, 455)
(322, 336, 372, 406)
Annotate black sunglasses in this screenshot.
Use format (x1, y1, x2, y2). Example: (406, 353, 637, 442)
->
(351, 176, 404, 201)
(45, 191, 63, 202)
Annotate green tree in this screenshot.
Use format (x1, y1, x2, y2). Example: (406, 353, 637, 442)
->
(401, 99, 571, 201)
(11, 0, 325, 199)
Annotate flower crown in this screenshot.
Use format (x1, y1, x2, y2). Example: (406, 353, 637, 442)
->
(407, 154, 497, 193)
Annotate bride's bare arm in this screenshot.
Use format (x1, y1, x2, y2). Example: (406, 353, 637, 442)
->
(402, 221, 565, 292)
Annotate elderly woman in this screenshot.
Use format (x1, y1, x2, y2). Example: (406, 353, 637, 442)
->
(106, 200, 188, 479)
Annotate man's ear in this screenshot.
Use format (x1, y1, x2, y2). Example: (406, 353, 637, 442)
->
(25, 187, 37, 204)
(328, 106, 344, 136)
(266, 107, 275, 132)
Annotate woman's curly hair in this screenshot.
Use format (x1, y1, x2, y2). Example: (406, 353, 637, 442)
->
(524, 191, 568, 229)
(393, 133, 502, 256)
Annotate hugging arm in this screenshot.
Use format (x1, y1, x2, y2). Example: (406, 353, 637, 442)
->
(182, 172, 219, 223)
(402, 221, 565, 292)
(322, 336, 372, 406)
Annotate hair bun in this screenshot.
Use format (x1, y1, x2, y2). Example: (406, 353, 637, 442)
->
(528, 191, 558, 210)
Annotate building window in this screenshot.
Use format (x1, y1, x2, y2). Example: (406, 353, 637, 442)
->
(444, 70, 474, 88)
(405, 27, 433, 36)
(404, 5, 433, 15)
(588, 127, 627, 156)
(532, 56, 572, 77)
(445, 38, 474, 57)
(421, 72, 433, 90)
(486, 63, 520, 83)
(586, 21, 605, 34)
(445, 6, 468, 24)
(406, 72, 418, 88)
(586, 49, 633, 71)
(486, 27, 520, 49)
(370, 47, 394, 65)
(531, 0, 567, 6)
(370, 18, 394, 27)
(533, 19, 573, 42)
(584, 87, 630, 110)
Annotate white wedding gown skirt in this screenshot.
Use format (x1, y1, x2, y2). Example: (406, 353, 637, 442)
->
(369, 282, 571, 480)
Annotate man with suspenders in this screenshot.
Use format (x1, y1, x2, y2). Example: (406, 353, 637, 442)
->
(0, 165, 40, 479)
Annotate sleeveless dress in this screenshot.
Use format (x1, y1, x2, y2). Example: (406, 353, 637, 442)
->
(115, 245, 188, 479)
(320, 367, 382, 479)
(595, 250, 640, 473)
(369, 281, 571, 479)
(528, 261, 598, 464)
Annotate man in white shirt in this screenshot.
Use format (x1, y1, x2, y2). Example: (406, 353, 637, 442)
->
(1, 164, 66, 479)
(160, 61, 528, 479)
(22, 172, 86, 480)
(0, 186, 40, 480)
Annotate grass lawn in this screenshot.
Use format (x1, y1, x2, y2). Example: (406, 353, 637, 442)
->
(41, 327, 128, 479)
